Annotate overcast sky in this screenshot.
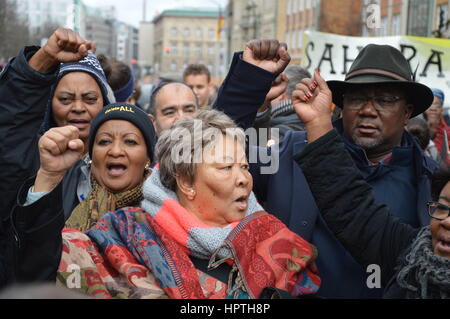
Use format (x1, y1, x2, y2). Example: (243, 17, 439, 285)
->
(83, 0, 228, 27)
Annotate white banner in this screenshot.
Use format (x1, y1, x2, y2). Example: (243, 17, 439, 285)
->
(301, 31, 450, 105)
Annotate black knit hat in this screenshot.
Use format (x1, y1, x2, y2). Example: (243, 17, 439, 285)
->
(327, 44, 433, 118)
(88, 103, 156, 162)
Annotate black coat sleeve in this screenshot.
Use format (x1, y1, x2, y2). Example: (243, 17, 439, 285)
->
(10, 177, 64, 283)
(294, 129, 419, 286)
(213, 52, 276, 130)
(0, 46, 58, 223)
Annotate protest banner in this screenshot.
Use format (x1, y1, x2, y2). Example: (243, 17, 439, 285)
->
(301, 31, 450, 106)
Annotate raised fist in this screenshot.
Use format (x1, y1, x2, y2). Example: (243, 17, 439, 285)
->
(38, 126, 84, 177)
(43, 27, 96, 63)
(291, 70, 334, 142)
(243, 39, 291, 75)
(29, 28, 96, 72)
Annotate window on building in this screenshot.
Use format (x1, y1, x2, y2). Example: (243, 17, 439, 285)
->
(171, 27, 178, 37)
(208, 28, 215, 38)
(170, 61, 177, 72)
(184, 28, 190, 37)
(437, 4, 449, 30)
(287, 0, 292, 15)
(195, 44, 202, 56)
(407, 0, 432, 36)
(305, 0, 311, 10)
(380, 16, 388, 36)
(208, 44, 215, 56)
(183, 43, 190, 56)
(298, 29, 304, 48)
(170, 42, 177, 55)
(196, 27, 203, 37)
(392, 14, 401, 35)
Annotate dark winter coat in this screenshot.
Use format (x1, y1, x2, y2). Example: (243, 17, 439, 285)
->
(214, 52, 436, 298)
(295, 129, 421, 298)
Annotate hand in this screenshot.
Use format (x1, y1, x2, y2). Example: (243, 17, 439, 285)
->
(29, 28, 96, 72)
(259, 73, 289, 113)
(292, 70, 334, 142)
(243, 39, 291, 74)
(266, 73, 288, 102)
(35, 126, 84, 192)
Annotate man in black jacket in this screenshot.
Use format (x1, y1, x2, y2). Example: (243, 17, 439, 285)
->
(215, 40, 436, 298)
(292, 68, 450, 299)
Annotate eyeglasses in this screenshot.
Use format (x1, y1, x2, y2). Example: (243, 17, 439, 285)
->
(427, 201, 450, 221)
(343, 95, 405, 112)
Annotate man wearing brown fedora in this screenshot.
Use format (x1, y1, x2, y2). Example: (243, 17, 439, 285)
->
(215, 40, 437, 298)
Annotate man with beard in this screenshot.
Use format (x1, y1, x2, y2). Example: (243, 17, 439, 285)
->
(215, 41, 438, 298)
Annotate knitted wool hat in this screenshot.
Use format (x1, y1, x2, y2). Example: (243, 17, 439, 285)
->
(88, 103, 156, 162)
(41, 52, 114, 133)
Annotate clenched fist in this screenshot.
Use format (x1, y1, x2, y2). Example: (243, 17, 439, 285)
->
(34, 126, 84, 192)
(29, 28, 96, 73)
(243, 39, 291, 75)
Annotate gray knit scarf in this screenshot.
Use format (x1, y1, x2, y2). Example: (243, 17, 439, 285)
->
(397, 226, 450, 299)
(140, 170, 263, 260)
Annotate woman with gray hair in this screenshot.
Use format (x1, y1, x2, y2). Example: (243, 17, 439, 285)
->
(53, 109, 321, 299)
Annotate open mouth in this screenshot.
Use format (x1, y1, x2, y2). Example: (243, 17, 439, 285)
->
(106, 163, 127, 177)
(68, 119, 90, 129)
(234, 195, 249, 211)
(436, 237, 450, 254)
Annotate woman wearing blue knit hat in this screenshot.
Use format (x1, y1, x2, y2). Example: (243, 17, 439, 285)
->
(0, 28, 117, 287)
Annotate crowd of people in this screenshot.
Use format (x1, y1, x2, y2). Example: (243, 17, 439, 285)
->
(0, 27, 449, 299)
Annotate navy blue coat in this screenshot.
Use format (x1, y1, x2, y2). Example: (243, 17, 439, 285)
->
(214, 53, 437, 298)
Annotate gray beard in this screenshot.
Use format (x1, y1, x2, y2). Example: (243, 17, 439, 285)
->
(351, 134, 385, 152)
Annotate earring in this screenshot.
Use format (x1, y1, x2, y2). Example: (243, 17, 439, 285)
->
(188, 189, 196, 200)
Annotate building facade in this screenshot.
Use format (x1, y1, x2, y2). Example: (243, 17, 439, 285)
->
(153, 8, 226, 83)
(139, 21, 155, 76)
(226, 0, 279, 64)
(359, 0, 450, 37)
(83, 5, 117, 58)
(116, 22, 139, 63)
(14, 0, 71, 35)
(279, 0, 450, 65)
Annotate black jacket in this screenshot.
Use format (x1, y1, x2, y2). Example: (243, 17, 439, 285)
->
(0, 47, 88, 285)
(215, 52, 436, 298)
(0, 46, 58, 288)
(295, 129, 420, 298)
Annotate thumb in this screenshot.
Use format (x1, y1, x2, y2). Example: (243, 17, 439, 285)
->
(276, 45, 291, 72)
(313, 69, 330, 92)
(68, 139, 85, 155)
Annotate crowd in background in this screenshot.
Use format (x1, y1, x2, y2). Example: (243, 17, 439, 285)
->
(0, 27, 450, 299)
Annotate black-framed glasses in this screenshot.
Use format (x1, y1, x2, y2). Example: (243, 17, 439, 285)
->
(343, 95, 405, 112)
(427, 201, 450, 221)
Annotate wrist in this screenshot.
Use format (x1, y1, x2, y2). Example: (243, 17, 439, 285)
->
(28, 48, 58, 73)
(305, 116, 333, 143)
(34, 168, 65, 192)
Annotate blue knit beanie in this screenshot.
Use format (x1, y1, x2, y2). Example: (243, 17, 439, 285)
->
(41, 52, 113, 133)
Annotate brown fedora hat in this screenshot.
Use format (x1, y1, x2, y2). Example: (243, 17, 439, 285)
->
(327, 44, 433, 117)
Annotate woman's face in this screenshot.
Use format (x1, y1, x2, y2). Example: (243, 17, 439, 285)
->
(91, 120, 149, 193)
(430, 181, 450, 259)
(186, 135, 253, 227)
(52, 72, 104, 142)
